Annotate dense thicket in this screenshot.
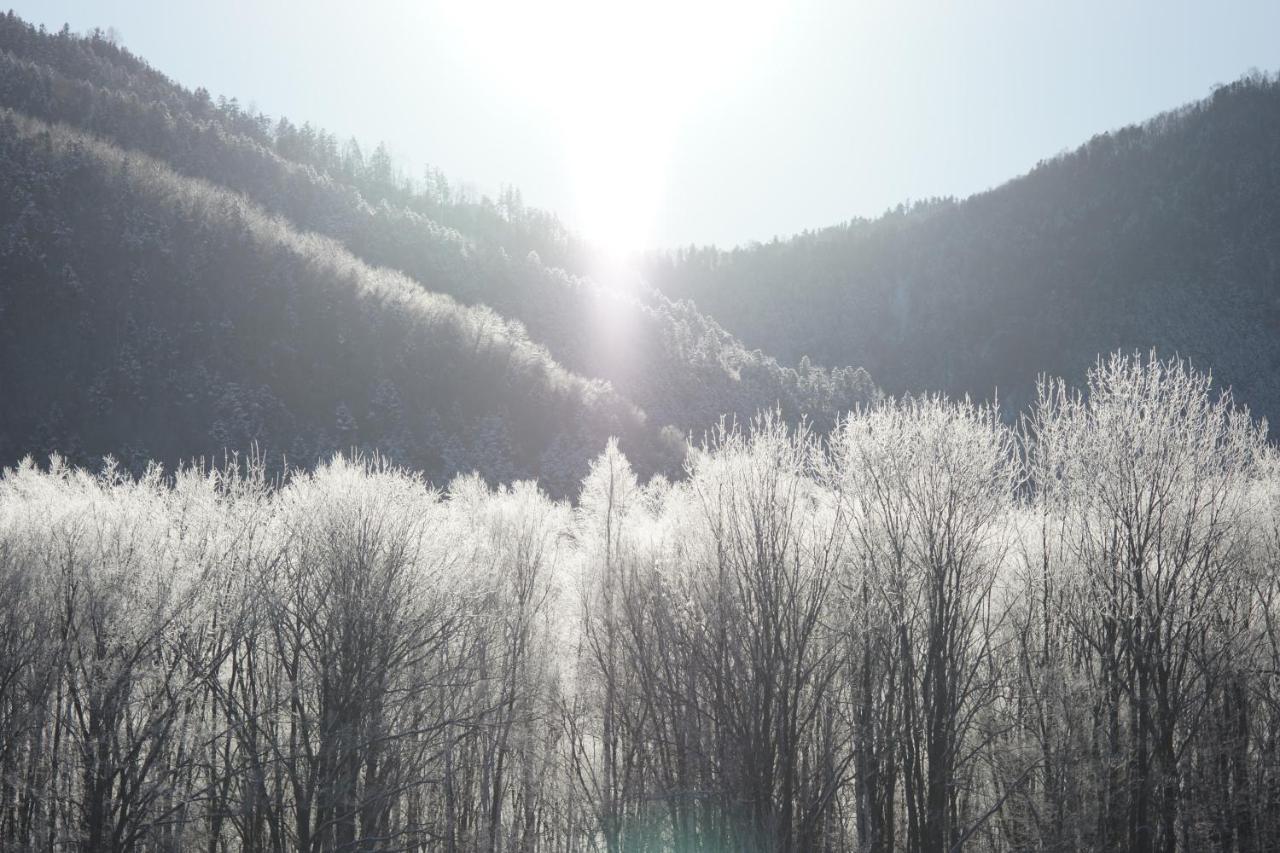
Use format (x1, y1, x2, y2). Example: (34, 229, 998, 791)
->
(2, 353, 1276, 852)
(0, 109, 686, 496)
(646, 71, 1280, 423)
(0, 12, 876, 442)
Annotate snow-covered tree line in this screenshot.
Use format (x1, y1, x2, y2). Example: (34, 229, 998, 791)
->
(1, 353, 1278, 852)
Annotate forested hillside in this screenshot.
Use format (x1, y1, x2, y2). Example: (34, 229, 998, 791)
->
(0, 109, 693, 495)
(0, 12, 876, 485)
(647, 72, 1280, 423)
(2, 354, 1277, 852)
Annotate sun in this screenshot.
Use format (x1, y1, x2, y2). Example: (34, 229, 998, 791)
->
(443, 0, 782, 255)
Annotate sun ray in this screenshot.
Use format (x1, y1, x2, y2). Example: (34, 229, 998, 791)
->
(443, 0, 782, 253)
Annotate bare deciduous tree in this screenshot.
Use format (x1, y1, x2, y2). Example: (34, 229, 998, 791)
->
(2, 354, 1278, 852)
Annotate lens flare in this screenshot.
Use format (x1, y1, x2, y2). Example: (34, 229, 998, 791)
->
(444, 0, 781, 253)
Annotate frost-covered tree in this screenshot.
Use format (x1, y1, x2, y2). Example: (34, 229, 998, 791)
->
(2, 353, 1279, 851)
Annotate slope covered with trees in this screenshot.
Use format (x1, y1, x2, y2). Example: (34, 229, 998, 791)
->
(2, 354, 1277, 852)
(647, 72, 1280, 423)
(0, 12, 876, 456)
(0, 109, 688, 495)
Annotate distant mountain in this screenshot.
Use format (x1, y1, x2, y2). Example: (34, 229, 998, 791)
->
(646, 72, 1280, 423)
(0, 14, 876, 444)
(0, 12, 876, 491)
(0, 110, 691, 495)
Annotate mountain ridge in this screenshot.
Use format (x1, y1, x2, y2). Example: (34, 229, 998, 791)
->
(0, 13, 876, 435)
(645, 70, 1280, 425)
(0, 12, 877, 491)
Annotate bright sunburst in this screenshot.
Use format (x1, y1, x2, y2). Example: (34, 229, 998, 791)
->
(445, 0, 781, 255)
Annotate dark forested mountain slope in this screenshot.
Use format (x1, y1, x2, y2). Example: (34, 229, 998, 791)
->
(0, 13, 876, 446)
(647, 72, 1280, 422)
(0, 111, 688, 495)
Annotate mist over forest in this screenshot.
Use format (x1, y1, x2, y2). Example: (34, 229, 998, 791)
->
(2, 9, 1280, 853)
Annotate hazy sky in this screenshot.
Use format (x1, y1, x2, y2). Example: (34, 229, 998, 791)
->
(12, 1, 1280, 251)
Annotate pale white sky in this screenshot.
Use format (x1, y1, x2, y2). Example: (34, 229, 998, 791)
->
(12, 1, 1280, 250)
